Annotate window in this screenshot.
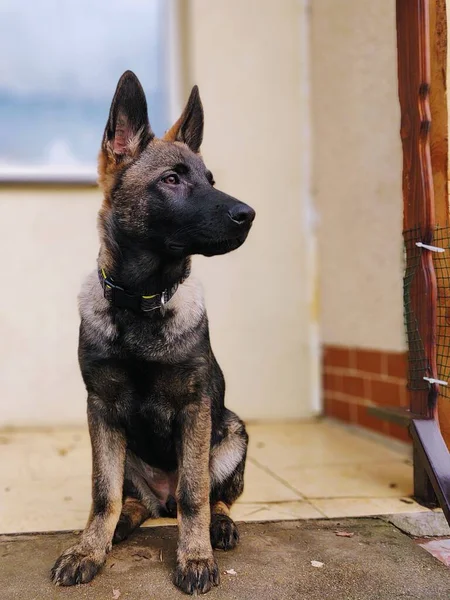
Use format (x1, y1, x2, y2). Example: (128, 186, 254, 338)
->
(0, 0, 171, 181)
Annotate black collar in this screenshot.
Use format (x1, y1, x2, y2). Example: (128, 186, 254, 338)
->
(98, 266, 190, 312)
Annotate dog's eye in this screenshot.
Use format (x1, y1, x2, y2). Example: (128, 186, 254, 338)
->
(162, 174, 180, 185)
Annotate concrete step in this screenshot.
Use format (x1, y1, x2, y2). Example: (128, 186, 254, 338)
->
(1, 518, 450, 599)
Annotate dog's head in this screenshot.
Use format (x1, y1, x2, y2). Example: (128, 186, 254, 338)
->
(98, 71, 255, 261)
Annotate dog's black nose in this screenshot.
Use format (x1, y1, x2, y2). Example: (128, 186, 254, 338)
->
(228, 204, 256, 226)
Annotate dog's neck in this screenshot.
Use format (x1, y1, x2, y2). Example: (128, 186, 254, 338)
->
(98, 243, 190, 296)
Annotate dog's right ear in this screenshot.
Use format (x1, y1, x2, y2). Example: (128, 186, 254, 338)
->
(102, 71, 154, 160)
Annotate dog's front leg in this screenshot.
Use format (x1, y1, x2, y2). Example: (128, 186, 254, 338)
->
(51, 398, 126, 586)
(174, 398, 219, 595)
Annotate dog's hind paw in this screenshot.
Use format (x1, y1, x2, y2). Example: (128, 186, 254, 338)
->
(113, 514, 133, 544)
(210, 513, 239, 551)
(174, 556, 220, 595)
(51, 545, 105, 586)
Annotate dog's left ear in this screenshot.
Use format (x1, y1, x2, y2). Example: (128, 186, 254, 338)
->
(163, 85, 204, 152)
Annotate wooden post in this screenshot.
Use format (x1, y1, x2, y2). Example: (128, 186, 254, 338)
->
(397, 0, 438, 505)
(397, 0, 438, 418)
(397, 0, 450, 519)
(429, 0, 450, 449)
(430, 0, 448, 230)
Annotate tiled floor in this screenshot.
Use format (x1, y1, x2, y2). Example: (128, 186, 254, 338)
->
(0, 420, 432, 534)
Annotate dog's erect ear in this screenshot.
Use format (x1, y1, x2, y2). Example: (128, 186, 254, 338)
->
(103, 71, 154, 158)
(163, 85, 204, 152)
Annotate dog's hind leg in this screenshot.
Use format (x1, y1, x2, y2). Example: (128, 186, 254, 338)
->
(209, 410, 248, 550)
(113, 496, 150, 544)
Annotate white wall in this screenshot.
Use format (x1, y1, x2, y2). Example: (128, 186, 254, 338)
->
(0, 0, 318, 426)
(311, 0, 405, 352)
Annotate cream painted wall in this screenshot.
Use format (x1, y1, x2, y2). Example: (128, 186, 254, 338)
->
(0, 0, 317, 426)
(311, 0, 405, 352)
(186, 0, 318, 419)
(0, 188, 99, 426)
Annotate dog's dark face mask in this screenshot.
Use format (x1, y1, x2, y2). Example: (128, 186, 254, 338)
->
(99, 71, 255, 259)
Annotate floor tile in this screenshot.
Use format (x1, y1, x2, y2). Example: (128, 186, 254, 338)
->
(237, 459, 301, 503)
(312, 497, 430, 518)
(0, 473, 91, 533)
(231, 501, 323, 521)
(144, 502, 326, 525)
(276, 460, 413, 499)
(0, 429, 91, 533)
(247, 421, 410, 471)
(142, 517, 176, 528)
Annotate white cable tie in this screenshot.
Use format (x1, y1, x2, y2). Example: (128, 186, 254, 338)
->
(415, 242, 445, 253)
(423, 376, 448, 386)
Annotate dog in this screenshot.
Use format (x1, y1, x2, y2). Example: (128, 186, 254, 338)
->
(50, 71, 255, 595)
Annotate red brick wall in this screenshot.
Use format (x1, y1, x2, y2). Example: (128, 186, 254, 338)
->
(322, 345, 410, 443)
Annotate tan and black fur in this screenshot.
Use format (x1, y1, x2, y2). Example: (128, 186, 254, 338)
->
(51, 71, 255, 595)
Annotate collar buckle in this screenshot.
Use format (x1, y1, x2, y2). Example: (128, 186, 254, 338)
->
(141, 294, 163, 312)
(141, 288, 170, 312)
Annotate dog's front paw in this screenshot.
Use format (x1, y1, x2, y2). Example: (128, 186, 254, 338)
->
(210, 513, 239, 550)
(174, 556, 220, 595)
(51, 545, 105, 586)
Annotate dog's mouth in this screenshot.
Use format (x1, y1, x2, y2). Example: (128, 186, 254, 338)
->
(167, 233, 249, 258)
(200, 236, 248, 257)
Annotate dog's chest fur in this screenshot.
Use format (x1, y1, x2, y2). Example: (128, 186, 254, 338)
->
(79, 270, 206, 360)
(77, 270, 224, 471)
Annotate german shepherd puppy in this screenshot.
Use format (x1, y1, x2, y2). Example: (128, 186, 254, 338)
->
(50, 71, 255, 595)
